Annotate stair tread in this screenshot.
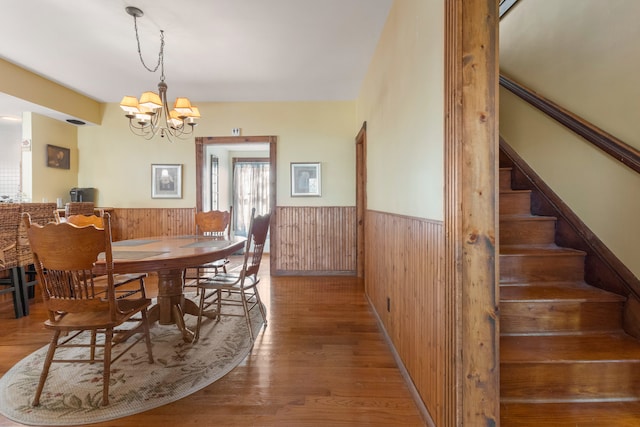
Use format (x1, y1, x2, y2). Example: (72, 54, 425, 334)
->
(500, 189, 532, 194)
(500, 214, 557, 221)
(501, 401, 640, 425)
(501, 333, 640, 362)
(500, 244, 585, 256)
(500, 281, 626, 302)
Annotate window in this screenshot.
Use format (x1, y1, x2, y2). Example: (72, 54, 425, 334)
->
(233, 158, 270, 235)
(209, 155, 219, 210)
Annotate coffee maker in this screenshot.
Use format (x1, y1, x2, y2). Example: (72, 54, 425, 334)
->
(69, 187, 95, 202)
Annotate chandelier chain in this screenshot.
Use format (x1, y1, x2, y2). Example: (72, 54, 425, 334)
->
(132, 15, 165, 81)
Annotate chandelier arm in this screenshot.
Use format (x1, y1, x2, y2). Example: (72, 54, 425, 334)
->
(128, 119, 155, 139)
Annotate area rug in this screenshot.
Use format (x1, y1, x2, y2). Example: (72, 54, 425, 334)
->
(0, 295, 263, 426)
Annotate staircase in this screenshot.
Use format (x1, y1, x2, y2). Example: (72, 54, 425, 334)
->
(499, 167, 640, 426)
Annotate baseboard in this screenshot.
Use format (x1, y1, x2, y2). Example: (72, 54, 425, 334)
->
(366, 294, 435, 427)
(272, 270, 356, 276)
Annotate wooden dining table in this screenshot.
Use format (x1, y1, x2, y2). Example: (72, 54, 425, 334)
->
(94, 235, 246, 342)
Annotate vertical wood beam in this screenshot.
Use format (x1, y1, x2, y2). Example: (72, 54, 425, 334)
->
(445, 0, 500, 425)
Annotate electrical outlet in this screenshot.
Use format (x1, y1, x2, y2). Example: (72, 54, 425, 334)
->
(232, 128, 241, 136)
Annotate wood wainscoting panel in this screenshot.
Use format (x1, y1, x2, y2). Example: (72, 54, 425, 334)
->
(274, 206, 356, 275)
(365, 210, 446, 425)
(111, 208, 196, 242)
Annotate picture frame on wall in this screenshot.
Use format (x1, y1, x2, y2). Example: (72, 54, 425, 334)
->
(290, 162, 321, 197)
(151, 164, 182, 199)
(46, 144, 70, 169)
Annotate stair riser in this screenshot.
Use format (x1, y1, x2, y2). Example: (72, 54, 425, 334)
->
(500, 192, 532, 215)
(501, 361, 640, 401)
(500, 255, 585, 283)
(501, 402, 640, 426)
(500, 169, 512, 191)
(500, 219, 556, 245)
(501, 301, 624, 334)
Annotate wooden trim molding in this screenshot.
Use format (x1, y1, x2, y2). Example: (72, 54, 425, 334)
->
(444, 2, 462, 423)
(355, 122, 367, 279)
(499, 74, 640, 174)
(446, 0, 500, 425)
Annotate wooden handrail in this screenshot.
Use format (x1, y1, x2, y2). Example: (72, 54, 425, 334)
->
(499, 74, 640, 174)
(499, 0, 520, 18)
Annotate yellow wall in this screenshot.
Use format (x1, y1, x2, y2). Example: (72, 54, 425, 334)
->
(500, 0, 640, 150)
(0, 59, 102, 125)
(78, 101, 357, 208)
(357, 0, 444, 220)
(500, 0, 640, 277)
(30, 113, 78, 204)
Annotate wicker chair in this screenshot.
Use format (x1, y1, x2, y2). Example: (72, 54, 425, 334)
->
(16, 203, 57, 315)
(65, 202, 95, 216)
(0, 203, 24, 318)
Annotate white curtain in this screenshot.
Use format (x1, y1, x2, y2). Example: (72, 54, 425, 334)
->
(233, 160, 270, 235)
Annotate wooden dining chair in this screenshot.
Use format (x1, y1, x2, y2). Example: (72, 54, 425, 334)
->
(184, 207, 233, 290)
(15, 202, 57, 315)
(194, 208, 269, 342)
(65, 213, 147, 299)
(24, 212, 154, 406)
(0, 204, 24, 318)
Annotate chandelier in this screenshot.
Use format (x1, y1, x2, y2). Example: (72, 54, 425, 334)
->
(119, 6, 200, 141)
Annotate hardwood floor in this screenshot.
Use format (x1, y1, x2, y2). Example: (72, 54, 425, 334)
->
(0, 257, 425, 426)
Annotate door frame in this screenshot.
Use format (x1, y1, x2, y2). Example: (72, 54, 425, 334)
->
(195, 136, 277, 273)
(355, 122, 367, 278)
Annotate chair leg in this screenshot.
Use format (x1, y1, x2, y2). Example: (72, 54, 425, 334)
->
(102, 328, 113, 406)
(9, 268, 24, 318)
(90, 331, 97, 362)
(216, 289, 223, 317)
(194, 289, 208, 342)
(194, 267, 201, 296)
(240, 289, 254, 342)
(33, 330, 61, 406)
(254, 287, 268, 326)
(141, 309, 154, 363)
(17, 265, 35, 316)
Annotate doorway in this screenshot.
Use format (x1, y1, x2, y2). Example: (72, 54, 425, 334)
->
(195, 136, 277, 270)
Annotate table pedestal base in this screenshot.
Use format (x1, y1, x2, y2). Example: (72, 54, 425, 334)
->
(147, 269, 201, 343)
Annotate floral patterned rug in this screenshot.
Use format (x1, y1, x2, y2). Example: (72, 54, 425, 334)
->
(0, 295, 263, 426)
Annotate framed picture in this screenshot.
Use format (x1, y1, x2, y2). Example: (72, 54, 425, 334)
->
(46, 145, 70, 169)
(291, 162, 321, 197)
(151, 164, 182, 199)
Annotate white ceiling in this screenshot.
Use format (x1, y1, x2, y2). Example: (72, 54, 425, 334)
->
(0, 0, 392, 126)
